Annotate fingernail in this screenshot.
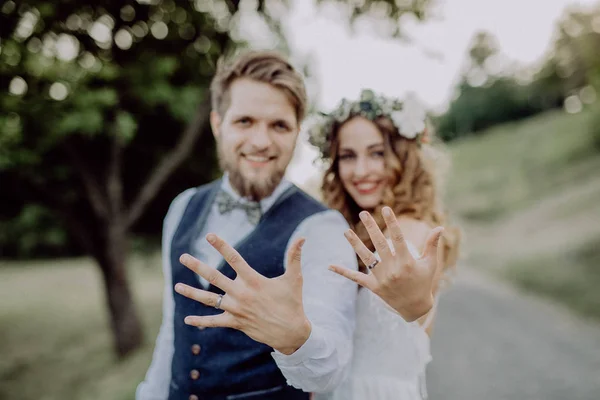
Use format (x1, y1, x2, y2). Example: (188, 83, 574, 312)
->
(359, 211, 368, 221)
(298, 238, 306, 248)
(206, 234, 216, 243)
(383, 207, 392, 217)
(328, 266, 336, 272)
(184, 317, 192, 325)
(180, 254, 190, 263)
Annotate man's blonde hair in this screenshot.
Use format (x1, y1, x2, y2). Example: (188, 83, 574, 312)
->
(210, 50, 307, 122)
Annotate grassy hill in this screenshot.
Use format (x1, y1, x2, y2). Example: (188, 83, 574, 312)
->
(445, 107, 600, 320)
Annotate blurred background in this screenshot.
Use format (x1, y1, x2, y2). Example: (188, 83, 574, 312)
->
(1, 0, 600, 399)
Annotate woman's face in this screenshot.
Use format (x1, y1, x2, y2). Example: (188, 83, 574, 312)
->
(337, 116, 388, 210)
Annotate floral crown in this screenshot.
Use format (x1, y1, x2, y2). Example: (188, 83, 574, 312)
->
(307, 89, 428, 160)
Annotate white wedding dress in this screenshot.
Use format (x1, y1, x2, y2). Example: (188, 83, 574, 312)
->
(316, 242, 435, 400)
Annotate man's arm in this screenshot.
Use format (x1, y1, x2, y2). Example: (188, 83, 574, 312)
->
(136, 189, 196, 400)
(271, 210, 358, 393)
(172, 212, 359, 393)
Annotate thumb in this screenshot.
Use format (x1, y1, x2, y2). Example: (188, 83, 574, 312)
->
(285, 237, 306, 281)
(422, 227, 444, 273)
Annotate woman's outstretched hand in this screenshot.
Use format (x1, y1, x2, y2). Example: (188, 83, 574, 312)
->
(329, 207, 444, 322)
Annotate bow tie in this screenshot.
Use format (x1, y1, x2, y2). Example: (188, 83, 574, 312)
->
(214, 190, 262, 225)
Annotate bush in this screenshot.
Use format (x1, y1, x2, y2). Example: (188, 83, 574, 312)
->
(435, 79, 551, 141)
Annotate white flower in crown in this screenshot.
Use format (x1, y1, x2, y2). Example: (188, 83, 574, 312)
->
(391, 92, 426, 139)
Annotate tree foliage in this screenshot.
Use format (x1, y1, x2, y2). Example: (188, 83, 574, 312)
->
(0, 0, 436, 357)
(436, 5, 600, 141)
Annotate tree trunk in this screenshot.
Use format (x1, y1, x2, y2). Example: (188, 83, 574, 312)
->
(97, 223, 144, 358)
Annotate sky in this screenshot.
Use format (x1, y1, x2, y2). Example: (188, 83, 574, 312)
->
(281, 0, 599, 184)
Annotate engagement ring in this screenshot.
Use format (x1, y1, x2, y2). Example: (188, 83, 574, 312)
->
(367, 259, 379, 270)
(215, 294, 223, 310)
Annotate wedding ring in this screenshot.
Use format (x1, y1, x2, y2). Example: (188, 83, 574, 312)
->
(214, 294, 223, 310)
(367, 259, 379, 270)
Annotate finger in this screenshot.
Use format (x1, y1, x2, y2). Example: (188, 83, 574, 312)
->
(359, 211, 393, 260)
(179, 253, 233, 292)
(382, 207, 412, 261)
(285, 237, 306, 281)
(206, 234, 256, 281)
(174, 283, 232, 311)
(343, 229, 379, 268)
(421, 226, 444, 277)
(184, 312, 238, 329)
(328, 265, 375, 290)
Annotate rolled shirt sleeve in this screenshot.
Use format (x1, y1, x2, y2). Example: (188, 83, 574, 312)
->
(272, 210, 358, 393)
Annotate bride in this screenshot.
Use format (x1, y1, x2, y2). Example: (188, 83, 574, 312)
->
(308, 89, 461, 400)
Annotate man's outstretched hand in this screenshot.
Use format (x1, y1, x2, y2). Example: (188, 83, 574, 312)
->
(174, 234, 311, 355)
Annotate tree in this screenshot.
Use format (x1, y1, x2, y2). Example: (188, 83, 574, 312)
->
(436, 31, 506, 139)
(461, 30, 501, 87)
(0, 0, 436, 358)
(533, 6, 600, 109)
(0, 0, 236, 358)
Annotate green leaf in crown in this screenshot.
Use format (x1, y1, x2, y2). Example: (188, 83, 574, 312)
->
(360, 89, 375, 101)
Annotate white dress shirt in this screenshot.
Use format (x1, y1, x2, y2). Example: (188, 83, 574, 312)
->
(136, 175, 358, 399)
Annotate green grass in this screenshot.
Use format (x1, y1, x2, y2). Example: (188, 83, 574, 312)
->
(0, 255, 164, 400)
(446, 106, 600, 321)
(446, 108, 599, 221)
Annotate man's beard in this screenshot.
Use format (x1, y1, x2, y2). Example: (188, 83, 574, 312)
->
(218, 146, 286, 201)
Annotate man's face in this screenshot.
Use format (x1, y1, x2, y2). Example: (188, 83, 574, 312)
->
(211, 78, 300, 201)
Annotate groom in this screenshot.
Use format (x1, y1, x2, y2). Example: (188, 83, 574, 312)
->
(136, 51, 359, 400)
(137, 50, 438, 400)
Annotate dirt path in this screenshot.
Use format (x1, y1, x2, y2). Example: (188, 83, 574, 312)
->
(426, 267, 600, 400)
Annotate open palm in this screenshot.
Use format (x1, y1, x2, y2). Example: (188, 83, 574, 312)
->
(174, 234, 312, 355)
(329, 207, 444, 322)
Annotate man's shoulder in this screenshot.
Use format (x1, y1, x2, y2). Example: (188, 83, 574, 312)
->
(166, 179, 221, 218)
(287, 184, 329, 212)
(284, 186, 350, 230)
(173, 179, 220, 202)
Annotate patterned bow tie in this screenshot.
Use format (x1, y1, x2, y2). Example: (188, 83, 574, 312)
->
(214, 190, 262, 225)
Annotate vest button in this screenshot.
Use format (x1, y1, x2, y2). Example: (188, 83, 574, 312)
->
(191, 344, 201, 355)
(190, 369, 200, 380)
(189, 395, 199, 400)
